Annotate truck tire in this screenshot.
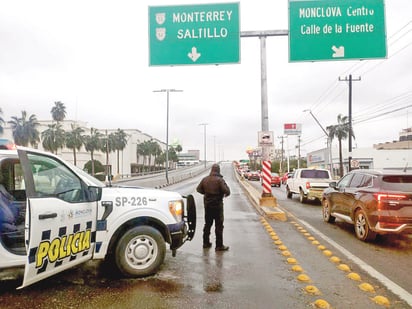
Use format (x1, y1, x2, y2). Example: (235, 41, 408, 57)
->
(299, 189, 307, 204)
(286, 186, 292, 199)
(114, 225, 166, 277)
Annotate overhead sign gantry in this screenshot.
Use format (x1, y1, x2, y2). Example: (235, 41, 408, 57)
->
(149, 3, 240, 66)
(289, 0, 387, 62)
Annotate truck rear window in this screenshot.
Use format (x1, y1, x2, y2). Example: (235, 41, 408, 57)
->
(300, 170, 329, 179)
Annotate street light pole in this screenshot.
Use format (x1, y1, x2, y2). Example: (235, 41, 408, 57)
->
(153, 89, 183, 184)
(213, 135, 216, 163)
(303, 109, 333, 176)
(199, 123, 208, 168)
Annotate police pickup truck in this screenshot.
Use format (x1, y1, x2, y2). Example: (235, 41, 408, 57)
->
(0, 146, 196, 288)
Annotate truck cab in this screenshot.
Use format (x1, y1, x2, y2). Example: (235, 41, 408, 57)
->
(0, 147, 196, 288)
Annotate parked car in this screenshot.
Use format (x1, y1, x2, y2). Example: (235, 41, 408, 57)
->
(261, 172, 281, 187)
(281, 172, 293, 185)
(242, 169, 251, 179)
(0, 139, 16, 150)
(321, 169, 412, 242)
(248, 171, 261, 181)
(268, 172, 281, 187)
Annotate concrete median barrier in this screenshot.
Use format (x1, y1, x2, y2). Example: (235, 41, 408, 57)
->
(234, 170, 287, 221)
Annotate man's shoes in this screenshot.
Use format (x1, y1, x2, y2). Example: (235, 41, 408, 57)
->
(203, 243, 212, 249)
(215, 245, 229, 251)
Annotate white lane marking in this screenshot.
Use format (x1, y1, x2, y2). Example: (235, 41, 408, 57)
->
(299, 219, 412, 307)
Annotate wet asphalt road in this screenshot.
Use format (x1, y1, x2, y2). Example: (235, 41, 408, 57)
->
(0, 163, 410, 308)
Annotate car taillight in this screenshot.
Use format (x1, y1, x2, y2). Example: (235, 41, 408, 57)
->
(306, 182, 311, 189)
(374, 193, 407, 207)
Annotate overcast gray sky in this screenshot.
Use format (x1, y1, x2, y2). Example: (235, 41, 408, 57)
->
(1, 0, 411, 161)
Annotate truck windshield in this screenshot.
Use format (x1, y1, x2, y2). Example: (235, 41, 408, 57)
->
(70, 164, 105, 187)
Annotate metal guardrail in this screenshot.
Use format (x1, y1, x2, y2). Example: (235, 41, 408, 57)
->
(113, 163, 213, 189)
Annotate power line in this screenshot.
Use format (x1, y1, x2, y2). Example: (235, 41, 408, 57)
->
(303, 20, 412, 116)
(354, 91, 412, 121)
(354, 104, 412, 125)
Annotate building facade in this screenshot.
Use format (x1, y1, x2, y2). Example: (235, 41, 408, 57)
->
(307, 128, 412, 178)
(1, 120, 167, 176)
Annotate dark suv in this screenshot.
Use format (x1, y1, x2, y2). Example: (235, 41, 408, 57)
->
(321, 169, 412, 242)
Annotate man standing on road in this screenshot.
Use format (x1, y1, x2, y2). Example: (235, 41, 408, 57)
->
(196, 163, 231, 251)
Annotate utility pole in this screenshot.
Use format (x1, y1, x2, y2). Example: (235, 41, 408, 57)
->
(234, 30, 288, 220)
(297, 136, 301, 169)
(241, 30, 287, 204)
(339, 74, 361, 172)
(278, 136, 285, 174)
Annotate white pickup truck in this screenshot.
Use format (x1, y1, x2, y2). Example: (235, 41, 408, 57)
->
(0, 146, 196, 288)
(286, 168, 333, 203)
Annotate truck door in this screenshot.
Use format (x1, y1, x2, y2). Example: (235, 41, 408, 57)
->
(18, 149, 97, 288)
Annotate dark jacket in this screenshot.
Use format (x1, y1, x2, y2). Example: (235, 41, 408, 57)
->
(196, 164, 230, 207)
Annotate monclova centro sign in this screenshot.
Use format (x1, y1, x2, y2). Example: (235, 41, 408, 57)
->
(149, 3, 240, 66)
(289, 0, 387, 62)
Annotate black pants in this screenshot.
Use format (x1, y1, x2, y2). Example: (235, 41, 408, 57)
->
(203, 204, 224, 247)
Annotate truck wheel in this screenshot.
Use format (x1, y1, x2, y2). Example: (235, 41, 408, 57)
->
(322, 199, 335, 223)
(114, 225, 166, 277)
(286, 186, 292, 199)
(354, 209, 376, 242)
(299, 189, 307, 204)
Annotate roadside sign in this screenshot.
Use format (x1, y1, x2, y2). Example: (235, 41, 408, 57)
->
(149, 3, 240, 66)
(284, 123, 302, 135)
(289, 0, 387, 62)
(258, 131, 274, 146)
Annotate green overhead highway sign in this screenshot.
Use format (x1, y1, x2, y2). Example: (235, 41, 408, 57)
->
(289, 0, 387, 62)
(149, 3, 240, 66)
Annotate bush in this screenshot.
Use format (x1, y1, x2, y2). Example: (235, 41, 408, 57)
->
(84, 160, 105, 180)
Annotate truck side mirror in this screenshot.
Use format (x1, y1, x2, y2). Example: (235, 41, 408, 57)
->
(88, 186, 102, 202)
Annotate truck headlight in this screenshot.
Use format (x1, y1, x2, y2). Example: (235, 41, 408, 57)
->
(169, 200, 183, 221)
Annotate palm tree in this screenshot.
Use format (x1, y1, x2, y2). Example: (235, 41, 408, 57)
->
(326, 114, 354, 177)
(135, 140, 142, 172)
(0, 108, 4, 135)
(136, 140, 153, 172)
(41, 123, 65, 154)
(174, 144, 182, 153)
(155, 152, 165, 167)
(84, 128, 103, 175)
(147, 139, 161, 170)
(65, 123, 85, 166)
(168, 147, 178, 163)
(112, 129, 128, 174)
(153, 143, 163, 168)
(51, 101, 67, 122)
(8, 111, 40, 147)
(102, 132, 116, 177)
(136, 142, 147, 172)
